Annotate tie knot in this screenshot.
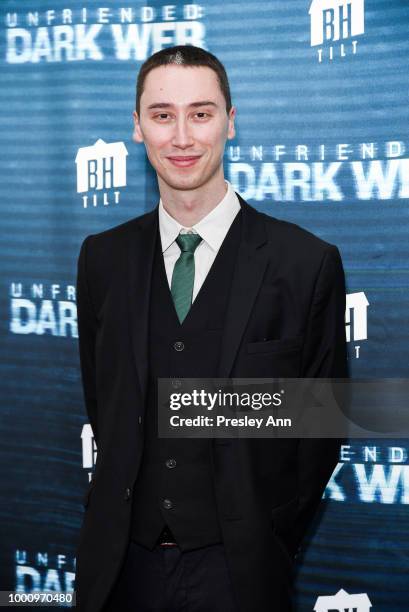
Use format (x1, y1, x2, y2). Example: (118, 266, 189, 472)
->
(176, 232, 202, 253)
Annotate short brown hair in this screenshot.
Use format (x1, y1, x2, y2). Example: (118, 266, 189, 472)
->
(135, 45, 232, 115)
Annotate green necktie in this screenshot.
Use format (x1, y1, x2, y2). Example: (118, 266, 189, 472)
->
(171, 232, 203, 323)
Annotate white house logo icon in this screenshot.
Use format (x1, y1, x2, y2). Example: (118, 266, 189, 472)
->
(75, 138, 128, 194)
(310, 0, 365, 46)
(81, 423, 96, 469)
(314, 588, 372, 611)
(346, 291, 369, 343)
(309, 0, 365, 62)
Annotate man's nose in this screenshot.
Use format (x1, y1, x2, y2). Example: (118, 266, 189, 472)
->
(171, 117, 194, 148)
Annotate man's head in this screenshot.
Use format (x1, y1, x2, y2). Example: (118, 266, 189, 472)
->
(132, 45, 236, 193)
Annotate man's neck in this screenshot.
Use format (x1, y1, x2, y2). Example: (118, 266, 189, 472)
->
(158, 171, 227, 227)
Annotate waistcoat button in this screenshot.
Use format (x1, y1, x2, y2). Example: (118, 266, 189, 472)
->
(162, 498, 173, 509)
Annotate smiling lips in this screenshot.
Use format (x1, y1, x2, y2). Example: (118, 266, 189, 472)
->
(167, 155, 201, 168)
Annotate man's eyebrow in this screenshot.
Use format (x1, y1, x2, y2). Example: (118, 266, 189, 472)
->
(146, 100, 218, 110)
(188, 100, 219, 109)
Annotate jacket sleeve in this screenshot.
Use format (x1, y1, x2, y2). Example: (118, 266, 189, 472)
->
(76, 235, 99, 447)
(293, 245, 348, 556)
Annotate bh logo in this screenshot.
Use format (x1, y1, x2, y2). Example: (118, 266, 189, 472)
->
(75, 138, 128, 208)
(345, 292, 369, 360)
(345, 292, 369, 343)
(314, 588, 372, 611)
(81, 423, 97, 472)
(309, 0, 365, 62)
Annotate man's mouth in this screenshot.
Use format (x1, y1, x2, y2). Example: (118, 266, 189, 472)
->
(166, 155, 202, 168)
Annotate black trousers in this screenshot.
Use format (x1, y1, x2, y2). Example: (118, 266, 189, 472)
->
(103, 539, 239, 611)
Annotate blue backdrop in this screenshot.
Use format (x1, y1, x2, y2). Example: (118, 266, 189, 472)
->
(1, 0, 408, 610)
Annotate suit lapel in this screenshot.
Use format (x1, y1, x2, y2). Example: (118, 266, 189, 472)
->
(127, 207, 158, 408)
(127, 195, 270, 401)
(217, 195, 269, 378)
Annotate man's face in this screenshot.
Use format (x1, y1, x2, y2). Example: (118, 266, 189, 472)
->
(132, 65, 235, 192)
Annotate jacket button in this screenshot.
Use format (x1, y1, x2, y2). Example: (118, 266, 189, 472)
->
(162, 498, 173, 510)
(165, 458, 177, 468)
(173, 341, 184, 351)
(124, 487, 131, 501)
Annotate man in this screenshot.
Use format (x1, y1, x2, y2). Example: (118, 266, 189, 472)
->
(75, 45, 348, 612)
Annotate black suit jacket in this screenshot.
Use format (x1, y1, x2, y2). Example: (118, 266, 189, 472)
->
(74, 194, 348, 612)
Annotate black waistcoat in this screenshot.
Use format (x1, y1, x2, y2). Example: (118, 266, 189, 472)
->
(130, 208, 242, 552)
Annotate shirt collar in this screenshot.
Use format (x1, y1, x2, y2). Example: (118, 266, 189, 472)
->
(158, 180, 241, 253)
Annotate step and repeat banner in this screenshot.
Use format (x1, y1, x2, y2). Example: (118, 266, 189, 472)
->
(1, 0, 408, 610)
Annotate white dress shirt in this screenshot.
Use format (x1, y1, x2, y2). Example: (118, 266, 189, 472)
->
(158, 180, 241, 302)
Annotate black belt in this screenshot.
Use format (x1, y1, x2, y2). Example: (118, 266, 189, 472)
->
(157, 525, 178, 547)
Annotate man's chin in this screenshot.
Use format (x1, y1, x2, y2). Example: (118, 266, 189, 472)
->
(160, 171, 208, 192)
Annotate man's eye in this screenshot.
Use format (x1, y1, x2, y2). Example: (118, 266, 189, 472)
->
(196, 112, 209, 119)
(156, 113, 170, 120)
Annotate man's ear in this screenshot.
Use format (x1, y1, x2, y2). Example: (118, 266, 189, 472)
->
(132, 110, 144, 143)
(227, 105, 236, 141)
